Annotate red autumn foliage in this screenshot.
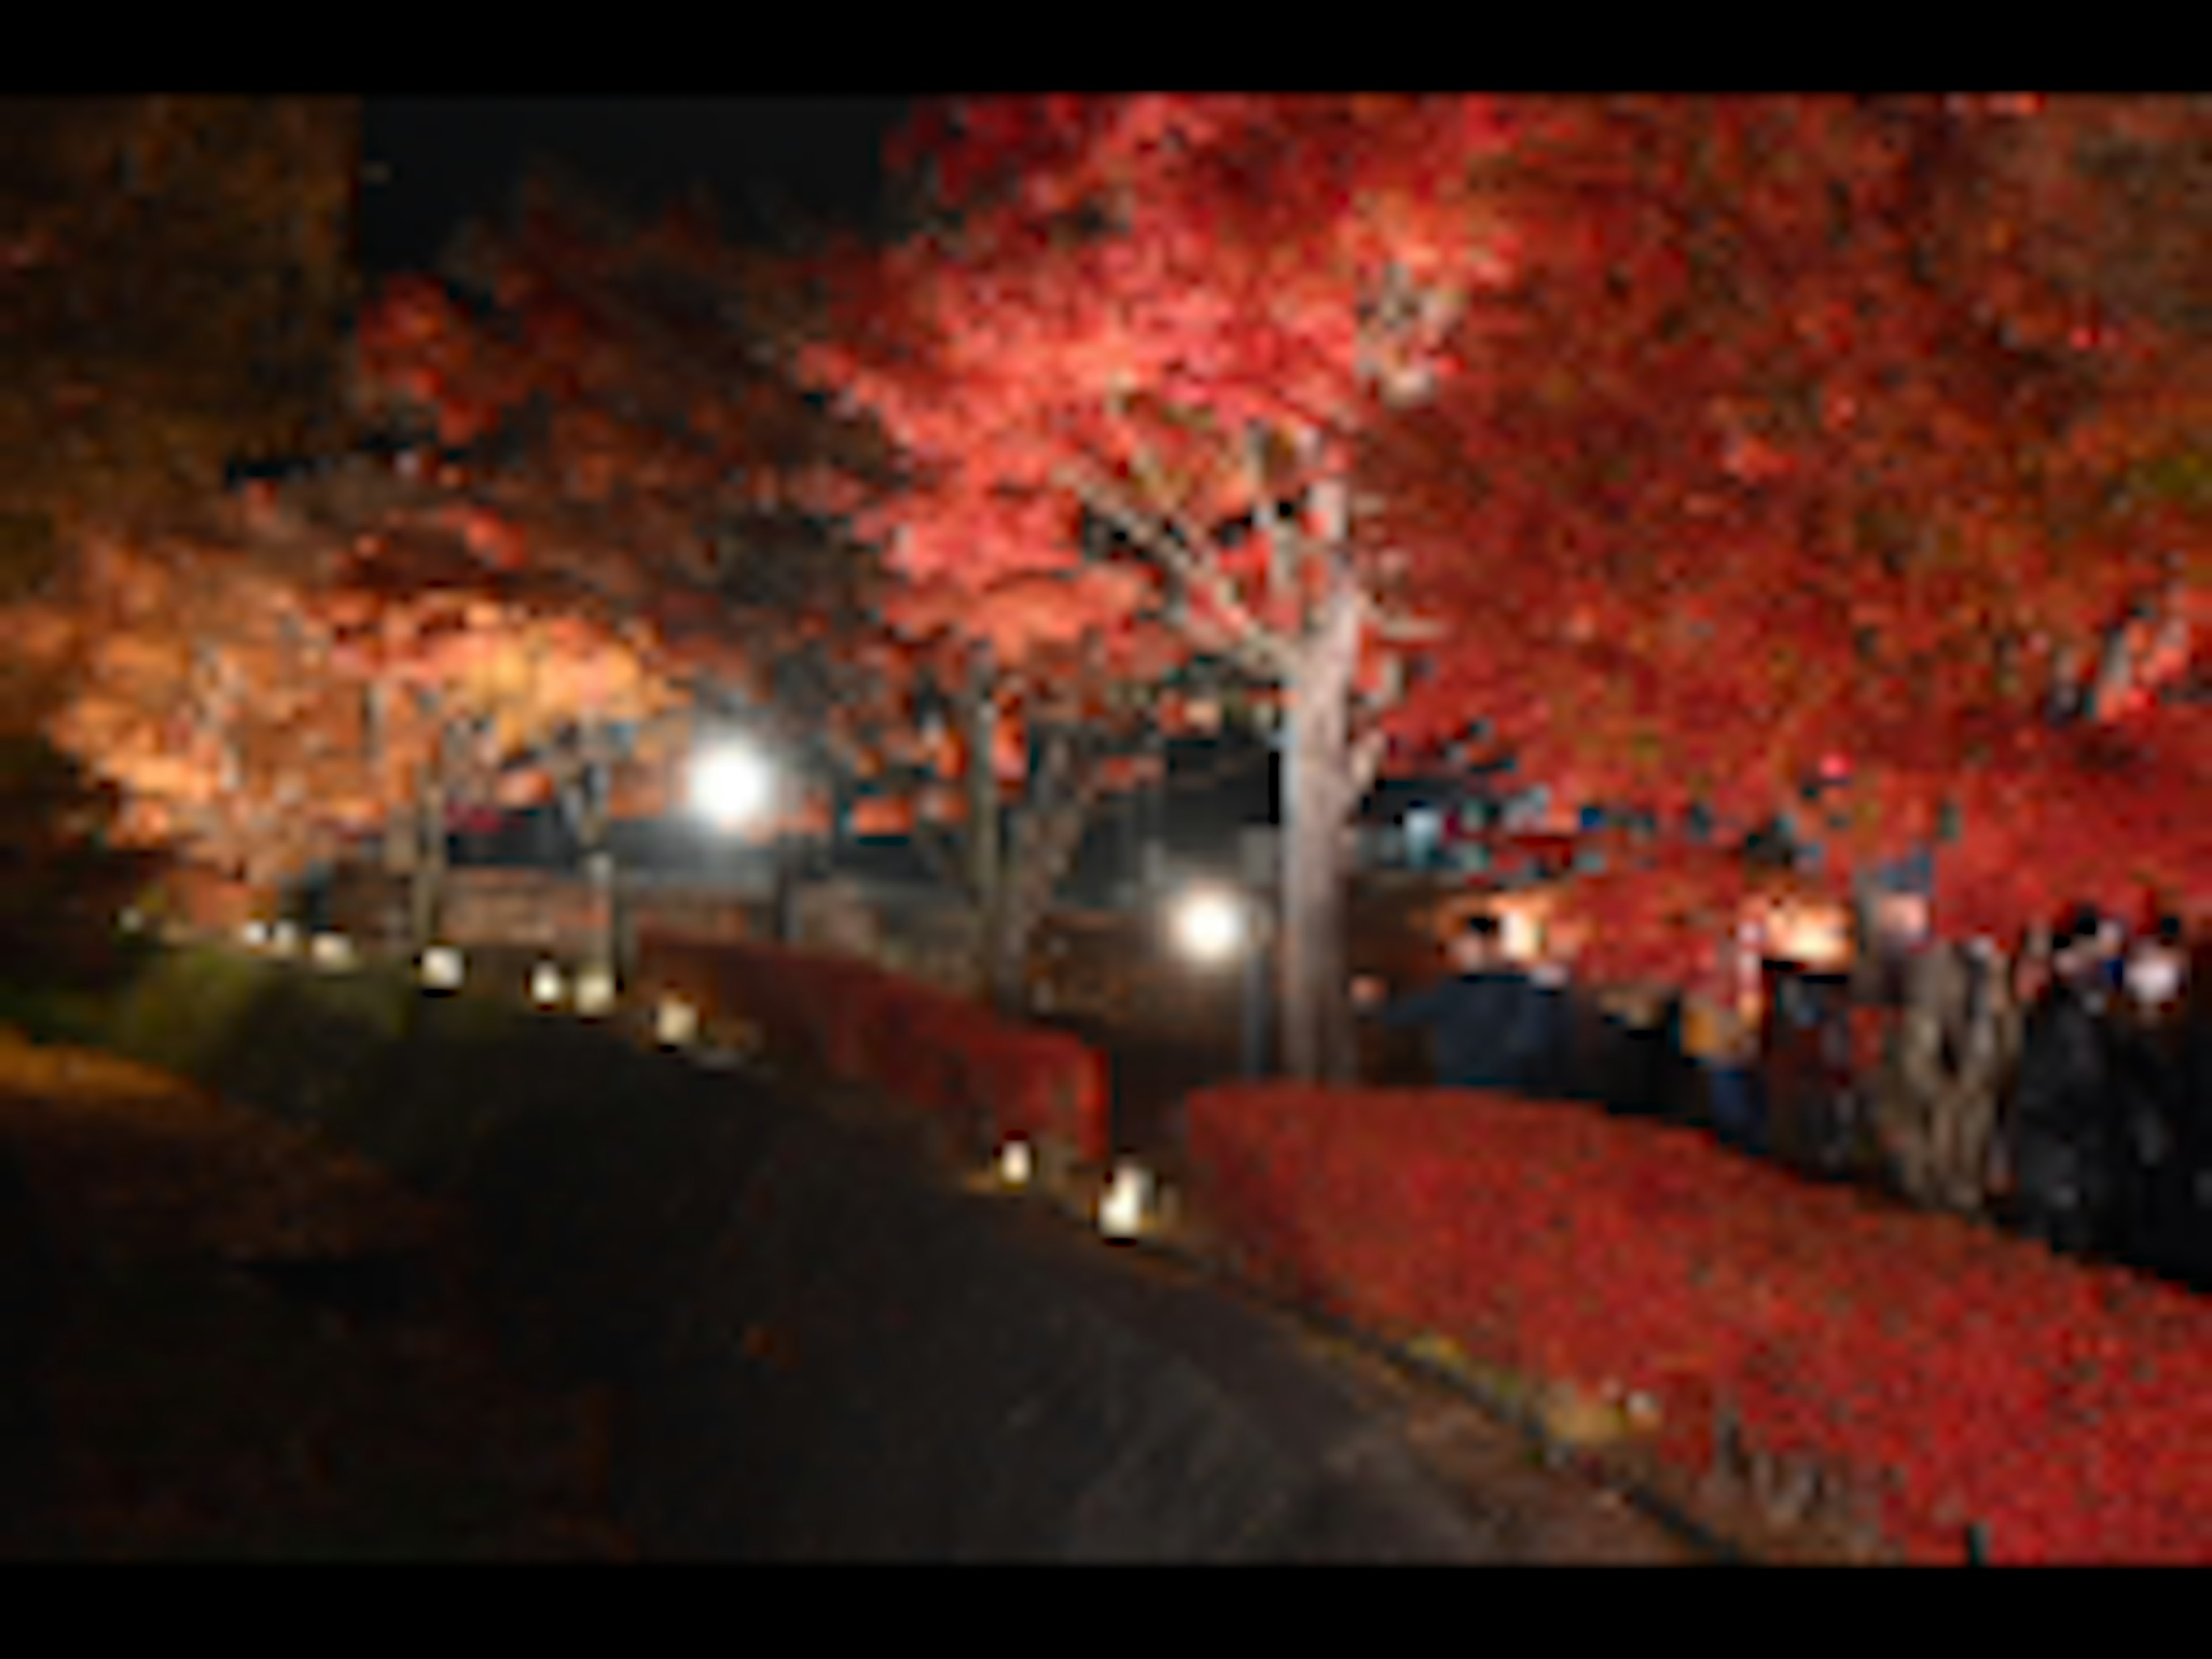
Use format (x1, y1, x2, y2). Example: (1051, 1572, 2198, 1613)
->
(1367, 95, 2210, 956)
(632, 929, 1109, 1167)
(1184, 1081, 2212, 1562)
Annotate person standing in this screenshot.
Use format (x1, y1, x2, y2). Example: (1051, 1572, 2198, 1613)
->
(2175, 934, 2212, 1291)
(1683, 936, 1767, 1154)
(1350, 912, 1561, 1093)
(2107, 916, 2194, 1277)
(2009, 907, 2123, 1260)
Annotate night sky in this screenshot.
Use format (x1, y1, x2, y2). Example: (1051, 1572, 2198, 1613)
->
(359, 97, 914, 275)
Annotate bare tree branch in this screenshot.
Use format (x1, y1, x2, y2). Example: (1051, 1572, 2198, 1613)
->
(1370, 607, 1449, 643)
(1245, 421, 1302, 630)
(1056, 465, 1297, 681)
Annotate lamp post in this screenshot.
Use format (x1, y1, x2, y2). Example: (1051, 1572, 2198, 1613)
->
(688, 736, 783, 937)
(1168, 881, 1273, 1078)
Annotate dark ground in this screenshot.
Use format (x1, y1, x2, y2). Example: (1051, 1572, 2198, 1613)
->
(0, 965, 1724, 1560)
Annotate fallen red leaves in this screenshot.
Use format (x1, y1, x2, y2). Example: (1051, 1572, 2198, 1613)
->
(1183, 1081, 2212, 1563)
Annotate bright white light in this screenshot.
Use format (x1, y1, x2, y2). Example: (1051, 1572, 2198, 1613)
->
(530, 963, 566, 1006)
(421, 946, 464, 990)
(1171, 887, 1248, 964)
(998, 1139, 1033, 1187)
(573, 967, 616, 1016)
(310, 933, 355, 971)
(1098, 1160, 1152, 1240)
(656, 996, 699, 1046)
(241, 920, 269, 949)
(689, 743, 775, 832)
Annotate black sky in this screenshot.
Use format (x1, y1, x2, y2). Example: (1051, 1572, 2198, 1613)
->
(359, 97, 913, 275)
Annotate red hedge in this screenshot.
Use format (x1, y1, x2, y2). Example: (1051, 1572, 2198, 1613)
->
(634, 929, 1110, 1168)
(1183, 1082, 2212, 1564)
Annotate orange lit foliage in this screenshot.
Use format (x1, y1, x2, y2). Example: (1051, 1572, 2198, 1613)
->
(1365, 95, 2210, 974)
(17, 521, 687, 894)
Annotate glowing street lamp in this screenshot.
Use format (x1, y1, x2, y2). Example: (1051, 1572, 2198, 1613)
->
(1166, 881, 1272, 1077)
(688, 740, 778, 834)
(1171, 884, 1250, 965)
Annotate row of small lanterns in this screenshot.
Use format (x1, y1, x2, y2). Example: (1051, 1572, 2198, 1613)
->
(230, 918, 1165, 1241)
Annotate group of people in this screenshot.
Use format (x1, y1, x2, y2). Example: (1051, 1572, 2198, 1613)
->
(1351, 901, 2212, 1293)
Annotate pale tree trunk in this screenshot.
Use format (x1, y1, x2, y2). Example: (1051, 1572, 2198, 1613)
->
(1279, 578, 1363, 1085)
(1872, 940, 2021, 1217)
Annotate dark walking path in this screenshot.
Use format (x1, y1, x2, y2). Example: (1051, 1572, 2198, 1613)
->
(3, 961, 1713, 1559)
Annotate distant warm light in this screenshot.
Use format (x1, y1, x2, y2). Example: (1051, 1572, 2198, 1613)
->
(1499, 906, 1542, 964)
(998, 1139, 1033, 1187)
(309, 933, 355, 971)
(1098, 1160, 1153, 1240)
(1765, 899, 1850, 968)
(690, 742, 776, 832)
(531, 963, 566, 1007)
(119, 907, 143, 934)
(573, 967, 616, 1016)
(1171, 886, 1248, 964)
(421, 946, 464, 990)
(270, 921, 301, 957)
(656, 996, 699, 1046)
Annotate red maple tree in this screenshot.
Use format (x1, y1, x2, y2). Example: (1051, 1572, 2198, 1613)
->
(803, 94, 1525, 1078)
(347, 173, 1194, 1006)
(1363, 94, 2209, 982)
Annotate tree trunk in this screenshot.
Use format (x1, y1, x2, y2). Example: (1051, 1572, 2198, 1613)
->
(559, 745, 616, 975)
(409, 768, 446, 956)
(1869, 940, 2020, 1216)
(983, 726, 1096, 1018)
(1279, 581, 1362, 1084)
(964, 638, 1001, 919)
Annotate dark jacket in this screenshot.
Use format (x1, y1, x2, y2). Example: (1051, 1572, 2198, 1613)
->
(2010, 982, 2118, 1249)
(2105, 1004, 2197, 1271)
(1365, 969, 1563, 1093)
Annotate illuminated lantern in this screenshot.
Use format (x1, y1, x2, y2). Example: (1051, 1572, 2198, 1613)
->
(420, 946, 465, 990)
(573, 966, 616, 1016)
(999, 1138, 1033, 1187)
(530, 963, 566, 1007)
(1098, 1160, 1154, 1240)
(656, 995, 699, 1046)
